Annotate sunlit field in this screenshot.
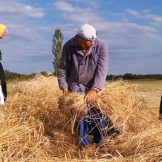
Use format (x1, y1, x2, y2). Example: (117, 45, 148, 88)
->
(0, 76, 161, 162)
(127, 80, 162, 107)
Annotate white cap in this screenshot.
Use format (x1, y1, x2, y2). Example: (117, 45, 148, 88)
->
(78, 24, 97, 40)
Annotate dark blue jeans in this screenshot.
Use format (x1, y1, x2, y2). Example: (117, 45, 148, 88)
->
(79, 117, 103, 146)
(78, 108, 109, 146)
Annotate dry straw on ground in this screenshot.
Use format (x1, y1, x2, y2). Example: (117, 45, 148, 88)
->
(0, 75, 161, 162)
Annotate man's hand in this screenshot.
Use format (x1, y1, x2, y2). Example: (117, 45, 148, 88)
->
(84, 89, 97, 104)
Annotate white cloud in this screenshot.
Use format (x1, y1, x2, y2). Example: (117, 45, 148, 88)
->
(66, 0, 100, 9)
(145, 14, 162, 24)
(54, 2, 103, 24)
(125, 9, 142, 18)
(54, 1, 75, 12)
(0, 0, 44, 18)
(125, 9, 162, 25)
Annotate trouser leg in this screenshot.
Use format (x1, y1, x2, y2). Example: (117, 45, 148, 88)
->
(93, 127, 103, 144)
(78, 118, 89, 146)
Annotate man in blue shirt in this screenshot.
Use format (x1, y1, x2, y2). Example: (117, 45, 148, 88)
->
(58, 24, 109, 147)
(58, 24, 108, 103)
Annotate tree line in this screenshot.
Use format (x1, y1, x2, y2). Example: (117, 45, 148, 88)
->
(5, 70, 162, 81)
(106, 73, 162, 80)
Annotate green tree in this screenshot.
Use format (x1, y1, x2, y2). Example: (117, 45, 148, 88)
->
(52, 29, 63, 76)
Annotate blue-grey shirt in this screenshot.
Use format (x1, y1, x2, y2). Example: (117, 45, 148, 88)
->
(58, 35, 108, 92)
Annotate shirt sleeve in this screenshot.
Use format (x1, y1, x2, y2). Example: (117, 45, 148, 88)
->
(57, 45, 68, 89)
(91, 42, 108, 91)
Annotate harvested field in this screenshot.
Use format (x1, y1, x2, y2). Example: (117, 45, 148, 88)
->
(0, 75, 161, 162)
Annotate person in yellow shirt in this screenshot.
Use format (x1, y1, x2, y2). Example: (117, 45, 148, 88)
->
(0, 24, 7, 101)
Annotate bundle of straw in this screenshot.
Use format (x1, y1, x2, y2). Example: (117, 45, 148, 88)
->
(0, 76, 160, 161)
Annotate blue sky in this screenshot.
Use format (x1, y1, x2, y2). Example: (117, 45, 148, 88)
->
(0, 0, 162, 74)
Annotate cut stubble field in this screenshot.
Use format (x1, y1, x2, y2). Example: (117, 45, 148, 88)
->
(0, 76, 161, 162)
(127, 79, 162, 107)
